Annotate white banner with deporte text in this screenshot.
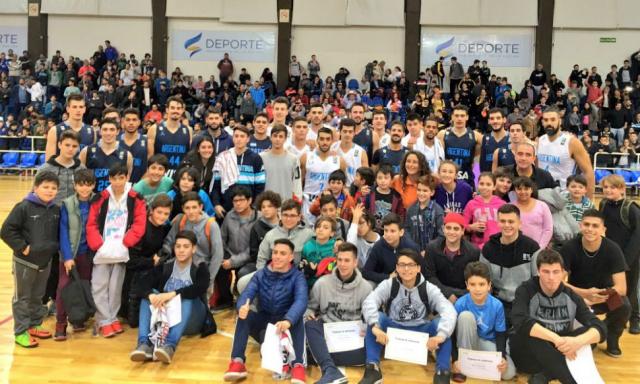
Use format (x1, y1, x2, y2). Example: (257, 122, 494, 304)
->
(171, 29, 276, 62)
(0, 26, 27, 53)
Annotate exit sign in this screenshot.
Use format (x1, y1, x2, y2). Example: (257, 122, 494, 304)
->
(600, 37, 616, 43)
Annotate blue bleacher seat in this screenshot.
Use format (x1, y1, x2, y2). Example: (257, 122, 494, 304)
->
(38, 153, 46, 165)
(18, 153, 38, 168)
(594, 169, 611, 183)
(0, 152, 19, 168)
(347, 79, 359, 90)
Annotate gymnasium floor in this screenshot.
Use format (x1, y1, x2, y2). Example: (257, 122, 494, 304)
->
(0, 176, 638, 383)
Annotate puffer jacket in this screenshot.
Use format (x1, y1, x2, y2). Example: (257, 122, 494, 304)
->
(237, 263, 308, 324)
(537, 187, 580, 243)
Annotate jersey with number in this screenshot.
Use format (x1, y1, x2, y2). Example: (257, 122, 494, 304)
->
(537, 133, 575, 189)
(55, 122, 95, 155)
(118, 132, 147, 184)
(354, 126, 374, 161)
(480, 133, 509, 172)
(413, 139, 445, 172)
(86, 144, 129, 192)
(331, 142, 364, 185)
(304, 151, 341, 197)
(444, 128, 477, 188)
(154, 122, 190, 178)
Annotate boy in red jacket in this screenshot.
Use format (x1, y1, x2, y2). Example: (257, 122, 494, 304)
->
(87, 163, 146, 338)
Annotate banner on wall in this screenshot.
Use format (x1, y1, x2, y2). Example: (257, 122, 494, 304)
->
(421, 33, 533, 68)
(171, 30, 276, 62)
(0, 26, 27, 54)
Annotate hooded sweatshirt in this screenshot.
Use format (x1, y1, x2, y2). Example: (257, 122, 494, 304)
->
(306, 268, 373, 323)
(1, 192, 60, 269)
(256, 223, 314, 269)
(221, 209, 258, 269)
(162, 212, 224, 283)
(480, 232, 540, 304)
(249, 216, 277, 264)
(434, 181, 473, 214)
(362, 274, 457, 338)
(36, 156, 85, 205)
(362, 235, 421, 283)
(462, 195, 505, 249)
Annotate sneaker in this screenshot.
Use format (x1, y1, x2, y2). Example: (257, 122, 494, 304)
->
(223, 360, 248, 382)
(433, 369, 451, 384)
(315, 366, 347, 384)
(358, 363, 382, 384)
(54, 323, 67, 341)
(111, 320, 124, 334)
(130, 343, 153, 362)
(15, 332, 39, 348)
(100, 324, 116, 338)
(273, 364, 291, 380)
(291, 363, 306, 384)
(528, 372, 550, 384)
(154, 345, 175, 364)
(28, 325, 52, 339)
(452, 372, 467, 382)
(629, 319, 640, 334)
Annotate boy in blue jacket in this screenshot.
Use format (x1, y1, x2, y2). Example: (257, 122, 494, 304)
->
(223, 238, 308, 384)
(55, 169, 95, 340)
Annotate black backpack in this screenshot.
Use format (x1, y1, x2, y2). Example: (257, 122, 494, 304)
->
(61, 267, 96, 325)
(385, 278, 429, 315)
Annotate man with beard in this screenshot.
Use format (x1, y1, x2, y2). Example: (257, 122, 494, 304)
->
(118, 108, 147, 184)
(536, 107, 594, 197)
(437, 105, 482, 189)
(300, 127, 347, 225)
(351, 102, 380, 160)
(412, 115, 445, 171)
(330, 118, 369, 186)
(371, 121, 408, 175)
(192, 108, 234, 155)
(306, 103, 336, 144)
(480, 108, 510, 173)
(147, 96, 192, 179)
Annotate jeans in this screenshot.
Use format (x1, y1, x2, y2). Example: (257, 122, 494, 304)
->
(611, 127, 625, 147)
(137, 297, 206, 348)
(306, 319, 365, 373)
(231, 310, 306, 365)
(365, 312, 452, 371)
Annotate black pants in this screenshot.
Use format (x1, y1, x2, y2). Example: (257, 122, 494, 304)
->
(43, 253, 59, 304)
(510, 327, 586, 384)
(215, 266, 234, 306)
(593, 298, 631, 340)
(626, 260, 639, 322)
(450, 79, 461, 94)
(125, 269, 154, 328)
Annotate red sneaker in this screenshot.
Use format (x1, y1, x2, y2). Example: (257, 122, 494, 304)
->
(100, 324, 116, 338)
(111, 320, 124, 334)
(28, 326, 52, 339)
(291, 363, 306, 384)
(223, 360, 248, 382)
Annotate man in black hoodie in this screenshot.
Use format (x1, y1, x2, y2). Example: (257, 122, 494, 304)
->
(1, 171, 60, 348)
(480, 204, 540, 322)
(510, 250, 606, 384)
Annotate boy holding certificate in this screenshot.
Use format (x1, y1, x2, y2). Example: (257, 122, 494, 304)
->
(452, 262, 516, 382)
(361, 249, 457, 384)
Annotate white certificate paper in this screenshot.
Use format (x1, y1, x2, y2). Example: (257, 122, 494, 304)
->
(458, 348, 502, 381)
(566, 345, 605, 384)
(384, 327, 429, 366)
(149, 294, 182, 327)
(260, 323, 283, 374)
(323, 321, 365, 353)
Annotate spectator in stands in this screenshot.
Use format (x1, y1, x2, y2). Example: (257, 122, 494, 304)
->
(217, 53, 234, 84)
(449, 57, 464, 94)
(529, 63, 548, 93)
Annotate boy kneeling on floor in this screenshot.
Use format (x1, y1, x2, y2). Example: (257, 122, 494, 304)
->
(130, 229, 215, 364)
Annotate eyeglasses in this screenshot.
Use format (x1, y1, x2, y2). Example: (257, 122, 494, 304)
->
(232, 197, 247, 203)
(396, 263, 418, 270)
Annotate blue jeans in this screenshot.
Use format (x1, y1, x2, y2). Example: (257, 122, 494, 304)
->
(365, 312, 452, 371)
(611, 127, 625, 147)
(137, 297, 206, 348)
(231, 310, 305, 365)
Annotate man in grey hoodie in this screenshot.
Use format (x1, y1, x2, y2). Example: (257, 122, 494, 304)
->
(162, 192, 223, 300)
(237, 199, 313, 293)
(217, 187, 258, 311)
(36, 130, 85, 205)
(305, 242, 372, 384)
(360, 249, 457, 384)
